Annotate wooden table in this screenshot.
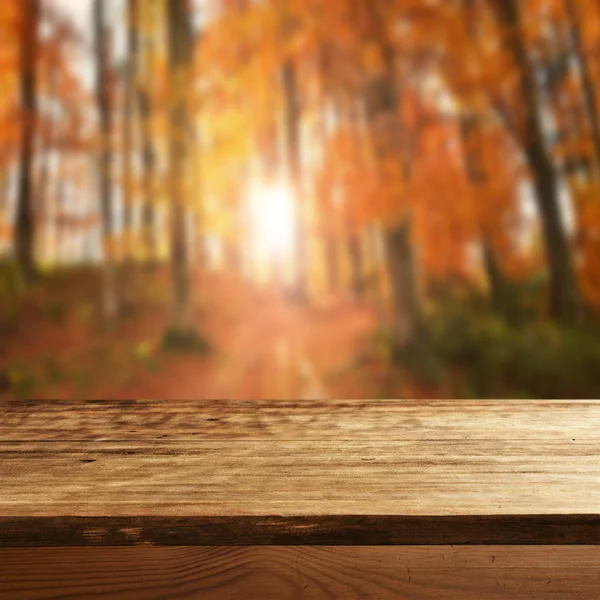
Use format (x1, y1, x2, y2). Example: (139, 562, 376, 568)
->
(1, 399, 599, 598)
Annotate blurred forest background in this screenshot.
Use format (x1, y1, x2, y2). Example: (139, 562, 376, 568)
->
(1, 0, 600, 400)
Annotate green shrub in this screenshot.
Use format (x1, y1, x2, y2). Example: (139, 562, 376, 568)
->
(372, 325, 447, 389)
(426, 301, 600, 398)
(499, 276, 546, 327)
(426, 300, 480, 363)
(161, 328, 211, 355)
(405, 346, 447, 388)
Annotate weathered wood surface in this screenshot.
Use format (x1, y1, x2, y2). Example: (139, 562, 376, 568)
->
(1, 546, 599, 599)
(1, 400, 599, 546)
(3, 399, 599, 441)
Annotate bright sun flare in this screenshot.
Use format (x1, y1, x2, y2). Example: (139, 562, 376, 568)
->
(246, 180, 296, 259)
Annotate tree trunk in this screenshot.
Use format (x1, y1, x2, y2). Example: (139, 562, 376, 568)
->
(315, 43, 340, 296)
(56, 177, 68, 265)
(564, 0, 600, 179)
(0, 168, 10, 255)
(281, 59, 308, 299)
(139, 104, 158, 265)
(36, 58, 59, 264)
(367, 221, 387, 323)
(362, 65, 422, 347)
(50, 151, 68, 266)
(459, 1, 514, 315)
(15, 0, 40, 283)
(498, 0, 584, 323)
(384, 217, 423, 348)
(354, 0, 423, 348)
(482, 240, 505, 312)
(0, 168, 9, 218)
(122, 0, 138, 265)
(94, 0, 119, 326)
(347, 232, 364, 298)
(458, 113, 509, 311)
(137, 2, 158, 266)
(166, 0, 194, 333)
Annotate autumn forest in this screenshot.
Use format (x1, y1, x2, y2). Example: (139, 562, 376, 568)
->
(1, 0, 600, 400)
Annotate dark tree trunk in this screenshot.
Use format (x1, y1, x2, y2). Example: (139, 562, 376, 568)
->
(564, 0, 600, 179)
(122, 0, 138, 265)
(459, 1, 513, 315)
(139, 100, 158, 265)
(497, 0, 584, 323)
(166, 0, 194, 334)
(482, 240, 505, 312)
(384, 217, 423, 348)
(137, 3, 158, 266)
(355, 0, 423, 349)
(94, 0, 119, 326)
(15, 0, 40, 283)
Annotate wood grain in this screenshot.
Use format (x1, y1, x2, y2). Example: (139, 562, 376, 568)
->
(3, 515, 599, 546)
(1, 400, 599, 546)
(2, 399, 599, 441)
(2, 439, 600, 516)
(1, 546, 599, 599)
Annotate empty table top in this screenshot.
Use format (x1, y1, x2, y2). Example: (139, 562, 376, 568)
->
(1, 399, 599, 546)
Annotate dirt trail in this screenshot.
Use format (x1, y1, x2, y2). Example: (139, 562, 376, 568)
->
(2, 270, 393, 401)
(94, 275, 377, 400)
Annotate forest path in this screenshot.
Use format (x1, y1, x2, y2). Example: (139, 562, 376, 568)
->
(1, 269, 444, 401)
(95, 273, 376, 401)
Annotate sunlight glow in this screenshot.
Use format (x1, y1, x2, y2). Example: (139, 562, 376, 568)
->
(246, 180, 296, 260)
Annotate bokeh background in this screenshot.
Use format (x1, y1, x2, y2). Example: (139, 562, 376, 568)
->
(1, 0, 600, 400)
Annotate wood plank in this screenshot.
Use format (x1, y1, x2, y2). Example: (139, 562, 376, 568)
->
(2, 399, 599, 441)
(1, 546, 599, 599)
(2, 516, 599, 547)
(1, 400, 599, 546)
(2, 440, 600, 516)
